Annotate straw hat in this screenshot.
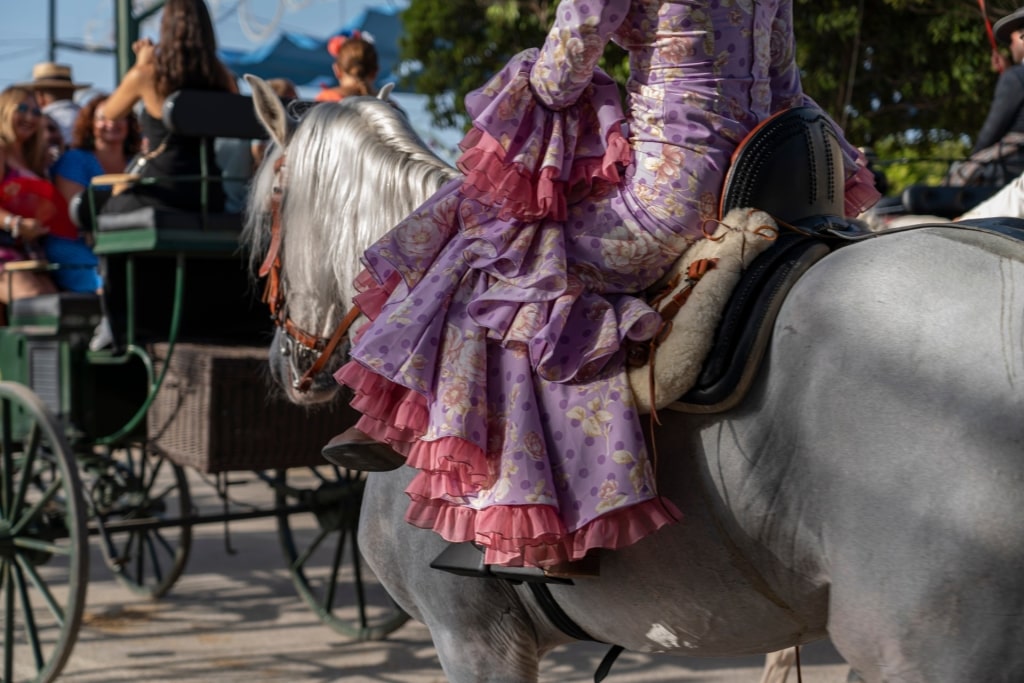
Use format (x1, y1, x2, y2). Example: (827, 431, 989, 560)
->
(995, 7, 1024, 45)
(17, 62, 91, 90)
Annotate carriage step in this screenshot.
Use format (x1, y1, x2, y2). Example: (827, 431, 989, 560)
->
(429, 542, 574, 585)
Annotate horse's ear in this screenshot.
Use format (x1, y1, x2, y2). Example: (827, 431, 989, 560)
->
(245, 73, 296, 148)
(378, 82, 395, 101)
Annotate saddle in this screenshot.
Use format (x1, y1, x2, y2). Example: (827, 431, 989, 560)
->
(632, 106, 868, 414)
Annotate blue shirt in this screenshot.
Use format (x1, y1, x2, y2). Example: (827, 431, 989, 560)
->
(51, 148, 104, 187)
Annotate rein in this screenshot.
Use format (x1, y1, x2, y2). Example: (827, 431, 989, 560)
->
(259, 153, 361, 392)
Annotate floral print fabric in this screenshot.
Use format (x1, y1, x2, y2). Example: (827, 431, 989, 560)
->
(336, 0, 878, 568)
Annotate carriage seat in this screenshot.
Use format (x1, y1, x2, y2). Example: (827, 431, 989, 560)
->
(92, 89, 269, 256)
(8, 292, 102, 337)
(900, 184, 1000, 219)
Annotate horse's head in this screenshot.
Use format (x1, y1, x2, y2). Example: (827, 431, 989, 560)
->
(242, 74, 459, 406)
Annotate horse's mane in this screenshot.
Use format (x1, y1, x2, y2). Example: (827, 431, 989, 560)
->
(243, 97, 459, 313)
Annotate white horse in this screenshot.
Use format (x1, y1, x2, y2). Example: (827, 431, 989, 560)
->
(243, 75, 1024, 683)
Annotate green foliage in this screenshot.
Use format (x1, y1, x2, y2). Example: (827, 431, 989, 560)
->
(400, 0, 1022, 188)
(872, 135, 972, 193)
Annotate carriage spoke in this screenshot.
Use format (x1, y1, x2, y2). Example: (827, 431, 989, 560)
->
(1, 402, 14, 517)
(13, 559, 45, 672)
(15, 554, 65, 624)
(3, 560, 15, 682)
(323, 526, 346, 615)
(10, 425, 42, 518)
(349, 536, 373, 630)
(13, 537, 71, 557)
(289, 526, 331, 571)
(133, 531, 147, 587)
(143, 532, 165, 585)
(9, 477, 63, 537)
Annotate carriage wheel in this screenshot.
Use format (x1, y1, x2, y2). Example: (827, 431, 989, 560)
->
(0, 381, 88, 683)
(86, 444, 192, 599)
(274, 466, 409, 641)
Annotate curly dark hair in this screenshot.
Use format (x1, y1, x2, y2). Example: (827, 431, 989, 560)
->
(154, 0, 234, 98)
(70, 95, 142, 156)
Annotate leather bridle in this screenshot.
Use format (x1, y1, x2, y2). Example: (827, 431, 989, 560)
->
(258, 153, 361, 392)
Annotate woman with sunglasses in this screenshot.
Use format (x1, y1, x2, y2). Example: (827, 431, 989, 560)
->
(0, 86, 61, 306)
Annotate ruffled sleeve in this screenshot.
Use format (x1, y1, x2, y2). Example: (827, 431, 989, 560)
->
(456, 49, 631, 223)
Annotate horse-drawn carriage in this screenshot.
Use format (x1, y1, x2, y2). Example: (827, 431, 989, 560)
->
(0, 89, 407, 683)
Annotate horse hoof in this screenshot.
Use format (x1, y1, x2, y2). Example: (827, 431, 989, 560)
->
(321, 427, 405, 471)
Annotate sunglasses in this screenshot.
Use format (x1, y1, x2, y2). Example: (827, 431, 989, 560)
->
(16, 104, 42, 117)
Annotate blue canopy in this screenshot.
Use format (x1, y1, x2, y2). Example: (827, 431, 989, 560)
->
(220, 6, 406, 91)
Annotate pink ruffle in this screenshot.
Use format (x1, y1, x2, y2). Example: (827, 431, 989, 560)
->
(844, 164, 882, 217)
(334, 360, 425, 455)
(405, 436, 496, 492)
(404, 491, 682, 568)
(454, 49, 631, 223)
(458, 127, 631, 224)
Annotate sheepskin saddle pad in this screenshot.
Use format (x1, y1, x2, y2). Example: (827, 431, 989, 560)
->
(627, 210, 831, 415)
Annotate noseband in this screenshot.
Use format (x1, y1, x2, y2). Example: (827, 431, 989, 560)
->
(259, 153, 361, 392)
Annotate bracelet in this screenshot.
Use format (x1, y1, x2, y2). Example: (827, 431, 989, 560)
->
(11, 216, 21, 239)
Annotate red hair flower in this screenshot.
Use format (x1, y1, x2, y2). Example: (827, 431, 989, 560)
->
(326, 29, 374, 57)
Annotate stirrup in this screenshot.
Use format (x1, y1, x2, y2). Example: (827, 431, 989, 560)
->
(429, 542, 586, 585)
(321, 427, 405, 472)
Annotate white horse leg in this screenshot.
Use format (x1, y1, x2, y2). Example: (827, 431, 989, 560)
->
(360, 470, 547, 683)
(429, 618, 541, 682)
(760, 648, 796, 683)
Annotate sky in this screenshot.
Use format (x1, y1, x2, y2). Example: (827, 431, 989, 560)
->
(0, 0, 462, 159)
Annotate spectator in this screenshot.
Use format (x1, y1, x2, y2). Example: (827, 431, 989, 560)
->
(316, 31, 379, 102)
(0, 88, 63, 305)
(100, 0, 237, 215)
(267, 78, 298, 101)
(18, 62, 90, 147)
(0, 85, 102, 298)
(52, 94, 141, 207)
(43, 114, 65, 169)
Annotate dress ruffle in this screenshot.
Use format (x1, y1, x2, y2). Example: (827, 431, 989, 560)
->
(456, 49, 631, 223)
(404, 488, 681, 568)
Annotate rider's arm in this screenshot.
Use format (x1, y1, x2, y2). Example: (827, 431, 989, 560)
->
(529, 0, 630, 110)
(973, 67, 1024, 153)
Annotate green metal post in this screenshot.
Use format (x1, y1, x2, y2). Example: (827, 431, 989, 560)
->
(115, 0, 138, 81)
(115, 0, 167, 83)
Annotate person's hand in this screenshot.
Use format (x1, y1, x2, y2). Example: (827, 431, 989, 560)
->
(991, 49, 1010, 73)
(133, 38, 156, 66)
(12, 217, 50, 243)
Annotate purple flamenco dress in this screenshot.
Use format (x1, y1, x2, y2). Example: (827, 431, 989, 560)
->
(335, 0, 879, 568)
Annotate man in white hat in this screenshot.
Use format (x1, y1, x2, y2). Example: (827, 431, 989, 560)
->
(19, 62, 91, 146)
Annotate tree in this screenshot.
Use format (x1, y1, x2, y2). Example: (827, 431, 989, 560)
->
(400, 1, 1019, 168)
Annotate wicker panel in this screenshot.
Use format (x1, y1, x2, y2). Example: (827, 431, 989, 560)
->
(148, 343, 355, 473)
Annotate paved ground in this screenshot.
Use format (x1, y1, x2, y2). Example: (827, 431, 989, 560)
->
(37, 470, 851, 683)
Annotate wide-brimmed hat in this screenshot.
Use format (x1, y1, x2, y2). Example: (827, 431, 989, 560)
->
(995, 7, 1024, 45)
(17, 62, 91, 90)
